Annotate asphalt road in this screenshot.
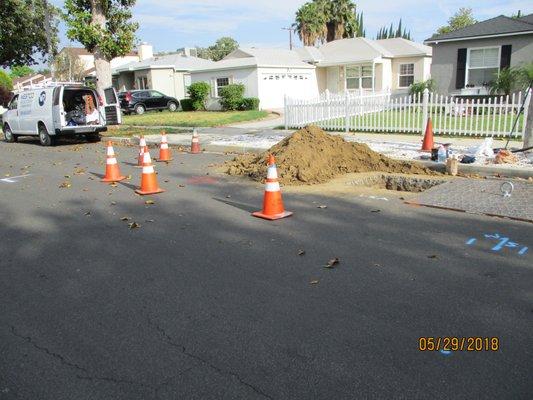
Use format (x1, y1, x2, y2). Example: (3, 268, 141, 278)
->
(0, 137, 532, 400)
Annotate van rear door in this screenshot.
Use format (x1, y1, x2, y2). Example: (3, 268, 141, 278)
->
(52, 86, 64, 129)
(103, 87, 122, 125)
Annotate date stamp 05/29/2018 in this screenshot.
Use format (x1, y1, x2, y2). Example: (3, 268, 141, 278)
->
(419, 337, 500, 352)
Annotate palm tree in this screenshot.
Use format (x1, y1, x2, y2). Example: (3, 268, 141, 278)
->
(294, 0, 360, 45)
(489, 68, 518, 96)
(293, 2, 327, 46)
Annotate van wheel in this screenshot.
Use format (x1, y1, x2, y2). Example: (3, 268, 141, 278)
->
(135, 104, 146, 115)
(86, 133, 101, 143)
(168, 101, 178, 112)
(38, 124, 54, 146)
(3, 125, 17, 143)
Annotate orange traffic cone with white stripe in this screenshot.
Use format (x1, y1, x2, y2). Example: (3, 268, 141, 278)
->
(101, 141, 126, 183)
(421, 117, 434, 152)
(137, 136, 148, 166)
(157, 131, 172, 162)
(190, 129, 201, 154)
(135, 150, 165, 195)
(252, 154, 293, 220)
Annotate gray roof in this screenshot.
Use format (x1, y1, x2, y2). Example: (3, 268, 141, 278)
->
(191, 48, 315, 72)
(113, 53, 216, 74)
(425, 14, 533, 43)
(375, 38, 432, 57)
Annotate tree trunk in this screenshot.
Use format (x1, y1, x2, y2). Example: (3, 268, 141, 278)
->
(524, 89, 533, 150)
(91, 0, 111, 99)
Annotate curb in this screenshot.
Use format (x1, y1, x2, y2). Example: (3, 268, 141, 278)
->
(106, 136, 532, 179)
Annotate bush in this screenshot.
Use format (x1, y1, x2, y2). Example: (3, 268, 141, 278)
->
(409, 79, 436, 95)
(180, 98, 194, 111)
(187, 82, 210, 111)
(219, 84, 245, 111)
(240, 97, 260, 111)
(0, 86, 12, 107)
(0, 70, 13, 91)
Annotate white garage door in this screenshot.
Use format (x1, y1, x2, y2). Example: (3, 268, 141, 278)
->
(259, 71, 315, 109)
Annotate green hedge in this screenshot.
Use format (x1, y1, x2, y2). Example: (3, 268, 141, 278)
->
(219, 84, 245, 111)
(187, 82, 210, 111)
(240, 97, 260, 111)
(180, 98, 194, 111)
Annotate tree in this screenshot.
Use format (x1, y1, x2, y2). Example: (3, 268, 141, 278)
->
(436, 7, 476, 35)
(0, 0, 59, 68)
(63, 0, 138, 97)
(197, 37, 239, 61)
(0, 70, 13, 90)
(376, 19, 412, 40)
(293, 0, 362, 46)
(9, 65, 35, 79)
(52, 49, 88, 81)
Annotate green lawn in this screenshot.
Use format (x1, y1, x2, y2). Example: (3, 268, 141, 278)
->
(122, 110, 269, 127)
(314, 110, 524, 137)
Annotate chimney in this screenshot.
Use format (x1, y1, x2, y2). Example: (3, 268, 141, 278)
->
(138, 42, 153, 61)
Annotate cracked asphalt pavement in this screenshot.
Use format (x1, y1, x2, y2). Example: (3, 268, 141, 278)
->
(0, 138, 532, 399)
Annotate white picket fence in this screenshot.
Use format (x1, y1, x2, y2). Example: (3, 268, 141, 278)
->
(284, 88, 531, 138)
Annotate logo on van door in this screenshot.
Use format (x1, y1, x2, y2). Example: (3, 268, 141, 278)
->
(38, 91, 46, 106)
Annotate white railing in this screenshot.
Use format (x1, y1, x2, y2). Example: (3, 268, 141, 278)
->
(284, 88, 531, 138)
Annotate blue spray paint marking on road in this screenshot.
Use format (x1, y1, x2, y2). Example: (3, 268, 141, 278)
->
(440, 350, 452, 356)
(467, 233, 529, 256)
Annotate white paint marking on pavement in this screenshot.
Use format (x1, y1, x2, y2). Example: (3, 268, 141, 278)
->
(359, 194, 389, 201)
(0, 174, 32, 184)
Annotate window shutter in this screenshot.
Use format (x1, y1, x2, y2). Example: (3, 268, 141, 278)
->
(500, 45, 512, 70)
(456, 48, 467, 89)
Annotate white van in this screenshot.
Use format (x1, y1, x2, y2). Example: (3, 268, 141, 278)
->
(2, 84, 121, 146)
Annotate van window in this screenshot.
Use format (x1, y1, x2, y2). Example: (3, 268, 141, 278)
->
(8, 95, 18, 110)
(53, 87, 61, 106)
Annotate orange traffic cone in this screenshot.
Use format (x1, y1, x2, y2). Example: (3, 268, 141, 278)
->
(157, 131, 172, 162)
(190, 129, 201, 154)
(252, 155, 293, 220)
(137, 136, 148, 166)
(421, 117, 434, 152)
(135, 150, 165, 195)
(101, 141, 126, 183)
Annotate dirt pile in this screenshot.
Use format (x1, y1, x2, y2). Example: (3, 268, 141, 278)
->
(225, 125, 435, 185)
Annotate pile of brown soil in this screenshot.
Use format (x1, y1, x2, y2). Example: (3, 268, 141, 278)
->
(226, 125, 436, 185)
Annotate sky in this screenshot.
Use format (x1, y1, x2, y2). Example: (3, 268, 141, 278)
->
(51, 0, 532, 53)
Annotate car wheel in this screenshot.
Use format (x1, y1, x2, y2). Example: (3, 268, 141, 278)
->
(38, 124, 54, 146)
(135, 104, 146, 115)
(3, 125, 17, 143)
(168, 101, 178, 112)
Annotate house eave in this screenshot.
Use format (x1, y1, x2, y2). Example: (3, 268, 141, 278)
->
(424, 30, 533, 44)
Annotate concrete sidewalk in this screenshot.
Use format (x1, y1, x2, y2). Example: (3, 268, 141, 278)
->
(108, 127, 532, 178)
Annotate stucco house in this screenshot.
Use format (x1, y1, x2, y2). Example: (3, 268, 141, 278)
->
(189, 48, 318, 110)
(112, 49, 216, 100)
(190, 37, 432, 110)
(424, 13, 533, 95)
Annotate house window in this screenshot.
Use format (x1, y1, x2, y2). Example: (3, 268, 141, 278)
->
(215, 77, 230, 97)
(466, 47, 499, 87)
(399, 64, 414, 88)
(346, 65, 373, 90)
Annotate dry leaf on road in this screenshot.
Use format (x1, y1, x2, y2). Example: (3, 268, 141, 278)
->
(325, 257, 340, 268)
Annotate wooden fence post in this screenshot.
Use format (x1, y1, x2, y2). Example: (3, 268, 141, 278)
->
(523, 88, 533, 149)
(421, 88, 429, 135)
(345, 91, 350, 132)
(284, 94, 288, 130)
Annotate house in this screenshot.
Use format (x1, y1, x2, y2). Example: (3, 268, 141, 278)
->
(12, 72, 52, 91)
(189, 48, 318, 110)
(424, 13, 533, 95)
(112, 49, 216, 99)
(190, 37, 432, 110)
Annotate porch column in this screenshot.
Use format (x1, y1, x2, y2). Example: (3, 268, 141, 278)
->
(372, 61, 375, 93)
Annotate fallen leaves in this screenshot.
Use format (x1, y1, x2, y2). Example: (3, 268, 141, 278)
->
(317, 205, 327, 209)
(298, 249, 306, 256)
(325, 257, 340, 269)
(370, 209, 381, 213)
(427, 255, 438, 259)
(144, 200, 155, 205)
(128, 222, 141, 229)
(310, 280, 319, 285)
(59, 181, 71, 188)
(120, 216, 130, 221)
